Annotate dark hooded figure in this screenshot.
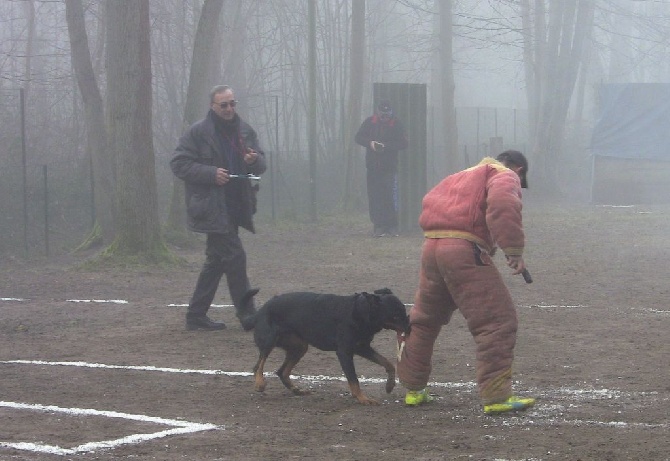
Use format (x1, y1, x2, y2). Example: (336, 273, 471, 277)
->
(355, 100, 408, 237)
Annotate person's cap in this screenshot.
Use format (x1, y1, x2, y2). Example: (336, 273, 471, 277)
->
(496, 150, 528, 188)
(377, 99, 392, 112)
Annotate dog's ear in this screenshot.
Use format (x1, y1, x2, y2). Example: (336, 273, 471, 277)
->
(373, 288, 393, 295)
(352, 293, 369, 324)
(353, 293, 383, 328)
(352, 293, 374, 325)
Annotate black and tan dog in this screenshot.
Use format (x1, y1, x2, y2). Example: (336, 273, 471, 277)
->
(241, 288, 410, 405)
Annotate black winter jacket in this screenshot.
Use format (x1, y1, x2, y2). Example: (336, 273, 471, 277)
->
(355, 115, 408, 172)
(171, 111, 267, 234)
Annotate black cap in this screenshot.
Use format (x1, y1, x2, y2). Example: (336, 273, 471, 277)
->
(377, 99, 392, 112)
(496, 150, 528, 189)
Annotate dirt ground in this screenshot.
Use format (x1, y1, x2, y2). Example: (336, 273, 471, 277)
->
(1, 197, 668, 461)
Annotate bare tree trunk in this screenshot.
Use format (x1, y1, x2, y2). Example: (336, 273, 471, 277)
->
(166, 0, 225, 238)
(608, 0, 633, 82)
(224, 1, 247, 101)
(22, 0, 35, 97)
(574, 4, 594, 124)
(439, 0, 458, 173)
(343, 0, 365, 210)
(521, 0, 537, 146)
(525, 0, 594, 193)
(105, 0, 165, 260)
(308, 0, 318, 221)
(65, 0, 116, 246)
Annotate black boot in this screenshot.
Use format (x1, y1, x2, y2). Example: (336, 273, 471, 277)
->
(186, 313, 226, 331)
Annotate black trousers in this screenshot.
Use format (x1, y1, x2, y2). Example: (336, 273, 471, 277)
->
(366, 167, 398, 231)
(188, 230, 253, 317)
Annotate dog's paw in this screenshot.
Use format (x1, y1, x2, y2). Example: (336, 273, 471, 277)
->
(385, 378, 396, 393)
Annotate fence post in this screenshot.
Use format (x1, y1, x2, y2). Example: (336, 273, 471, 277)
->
(43, 164, 49, 257)
(20, 88, 28, 257)
(273, 95, 279, 222)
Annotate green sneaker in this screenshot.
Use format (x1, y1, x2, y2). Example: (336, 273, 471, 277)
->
(483, 395, 536, 415)
(405, 389, 433, 406)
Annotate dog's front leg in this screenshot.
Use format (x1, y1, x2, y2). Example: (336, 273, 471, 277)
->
(357, 346, 396, 393)
(336, 349, 378, 405)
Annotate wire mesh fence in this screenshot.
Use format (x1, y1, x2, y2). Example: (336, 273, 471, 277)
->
(0, 102, 528, 259)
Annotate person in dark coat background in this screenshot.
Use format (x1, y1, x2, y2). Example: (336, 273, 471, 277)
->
(355, 99, 408, 237)
(171, 85, 266, 331)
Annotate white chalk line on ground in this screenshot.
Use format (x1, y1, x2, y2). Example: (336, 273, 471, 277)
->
(1, 298, 130, 304)
(3, 299, 414, 308)
(1, 360, 667, 432)
(0, 400, 219, 456)
(168, 303, 233, 308)
(2, 298, 668, 316)
(521, 303, 590, 309)
(66, 299, 128, 304)
(0, 359, 398, 384)
(639, 307, 670, 315)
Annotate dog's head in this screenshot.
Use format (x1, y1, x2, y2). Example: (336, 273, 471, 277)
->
(354, 288, 410, 335)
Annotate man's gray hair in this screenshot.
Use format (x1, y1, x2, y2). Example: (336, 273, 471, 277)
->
(210, 85, 233, 103)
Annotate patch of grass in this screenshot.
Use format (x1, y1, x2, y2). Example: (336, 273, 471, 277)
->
(78, 237, 185, 271)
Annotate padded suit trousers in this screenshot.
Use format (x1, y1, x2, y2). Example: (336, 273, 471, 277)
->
(397, 238, 518, 404)
(188, 230, 254, 317)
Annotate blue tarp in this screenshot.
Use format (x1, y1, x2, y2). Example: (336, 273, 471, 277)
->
(590, 83, 670, 160)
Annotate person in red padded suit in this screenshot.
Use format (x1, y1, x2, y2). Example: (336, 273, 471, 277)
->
(397, 150, 536, 415)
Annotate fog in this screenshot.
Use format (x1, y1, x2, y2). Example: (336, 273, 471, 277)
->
(1, 0, 669, 256)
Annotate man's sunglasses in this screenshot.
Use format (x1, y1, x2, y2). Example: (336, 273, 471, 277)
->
(217, 100, 237, 109)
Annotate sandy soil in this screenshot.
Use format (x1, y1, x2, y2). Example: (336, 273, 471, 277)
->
(1, 198, 668, 460)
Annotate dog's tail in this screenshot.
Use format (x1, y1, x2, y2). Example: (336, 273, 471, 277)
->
(239, 288, 260, 331)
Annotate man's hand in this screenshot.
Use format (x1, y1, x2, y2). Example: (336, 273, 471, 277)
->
(215, 167, 230, 186)
(505, 255, 526, 275)
(370, 141, 384, 152)
(244, 148, 259, 164)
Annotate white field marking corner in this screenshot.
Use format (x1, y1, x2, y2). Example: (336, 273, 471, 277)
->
(0, 401, 219, 456)
(2, 360, 668, 430)
(0, 360, 668, 428)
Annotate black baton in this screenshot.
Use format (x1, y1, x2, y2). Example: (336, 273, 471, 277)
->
(506, 254, 533, 284)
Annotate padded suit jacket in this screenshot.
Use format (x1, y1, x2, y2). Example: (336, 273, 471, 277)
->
(355, 115, 409, 172)
(419, 157, 525, 257)
(171, 111, 267, 234)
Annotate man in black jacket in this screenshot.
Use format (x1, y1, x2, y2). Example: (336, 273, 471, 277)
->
(355, 100, 408, 237)
(171, 85, 266, 331)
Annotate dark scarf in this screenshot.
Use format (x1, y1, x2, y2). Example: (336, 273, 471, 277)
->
(211, 110, 245, 174)
(210, 110, 246, 225)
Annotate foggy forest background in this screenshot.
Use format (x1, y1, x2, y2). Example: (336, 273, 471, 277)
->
(0, 0, 668, 260)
